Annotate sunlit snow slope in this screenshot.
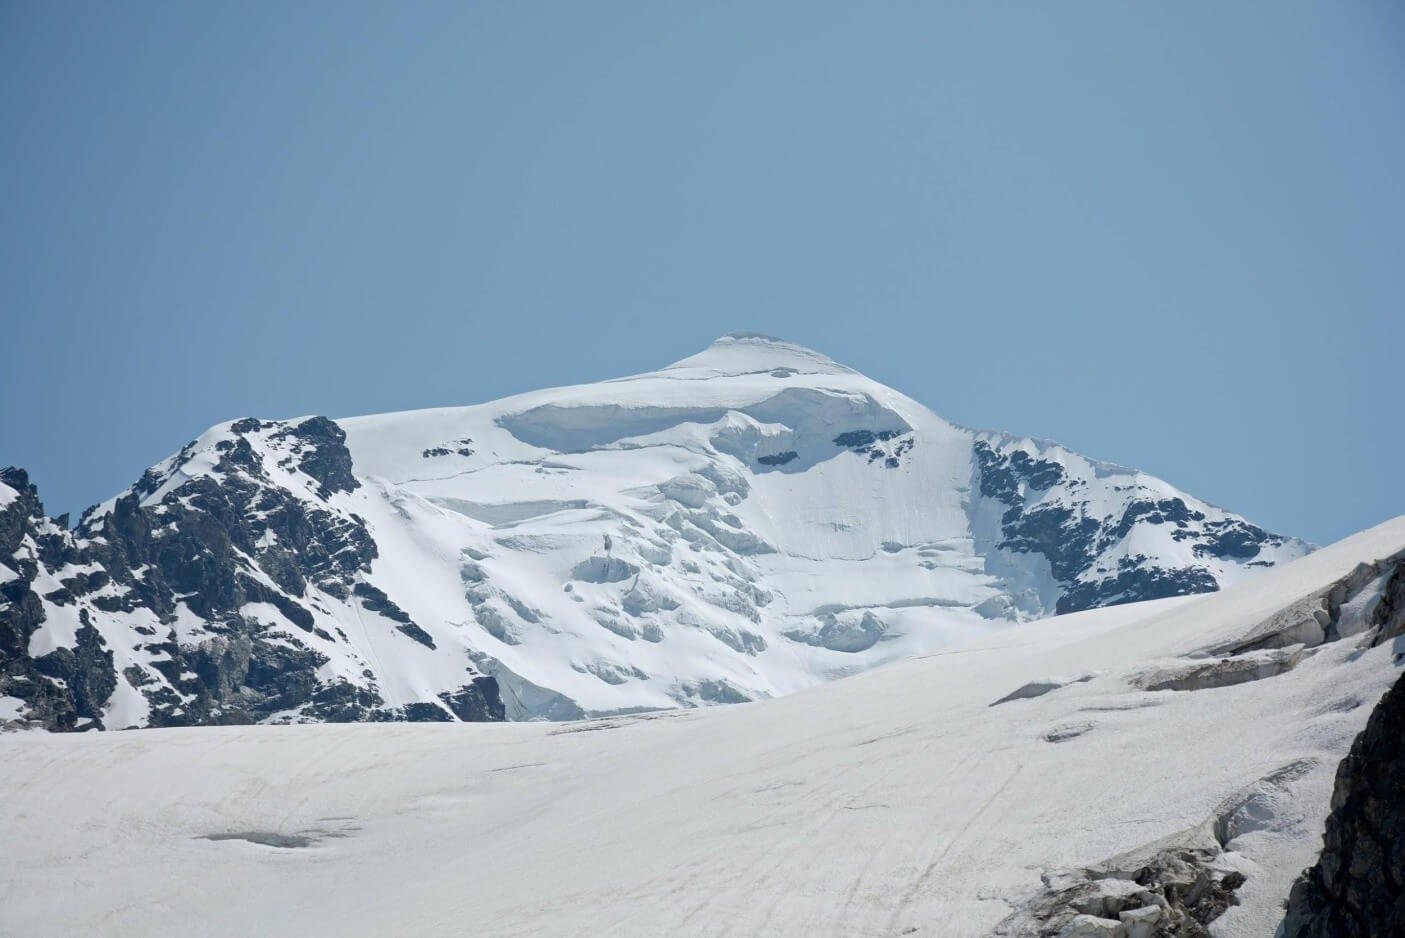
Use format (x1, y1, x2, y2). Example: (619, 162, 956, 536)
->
(1, 334, 1308, 727)
(2, 518, 1401, 937)
(334, 332, 1306, 717)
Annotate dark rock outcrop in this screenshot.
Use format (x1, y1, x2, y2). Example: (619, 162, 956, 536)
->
(995, 844, 1247, 937)
(1283, 673, 1405, 937)
(0, 417, 504, 731)
(439, 678, 507, 722)
(833, 429, 914, 468)
(971, 439, 1300, 614)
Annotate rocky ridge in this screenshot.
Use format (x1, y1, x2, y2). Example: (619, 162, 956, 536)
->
(0, 417, 503, 729)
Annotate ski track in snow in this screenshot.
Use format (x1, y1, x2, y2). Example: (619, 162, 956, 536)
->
(2, 517, 1402, 937)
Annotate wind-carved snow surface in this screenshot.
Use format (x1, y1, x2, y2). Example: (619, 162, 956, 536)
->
(2, 519, 1401, 937)
(330, 333, 1308, 718)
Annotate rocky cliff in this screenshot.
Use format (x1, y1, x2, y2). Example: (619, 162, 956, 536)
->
(1283, 559, 1405, 936)
(0, 417, 504, 730)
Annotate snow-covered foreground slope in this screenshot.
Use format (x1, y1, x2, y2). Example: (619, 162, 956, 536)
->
(1, 334, 1309, 728)
(3, 518, 1401, 937)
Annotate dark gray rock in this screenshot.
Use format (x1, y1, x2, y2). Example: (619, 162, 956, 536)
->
(971, 440, 1297, 615)
(439, 677, 506, 722)
(1283, 673, 1405, 937)
(422, 437, 475, 459)
(833, 429, 914, 468)
(997, 846, 1247, 936)
(0, 416, 504, 731)
(353, 582, 436, 649)
(274, 417, 360, 496)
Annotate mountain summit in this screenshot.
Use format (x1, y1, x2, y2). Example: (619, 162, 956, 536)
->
(663, 332, 858, 377)
(0, 335, 1309, 728)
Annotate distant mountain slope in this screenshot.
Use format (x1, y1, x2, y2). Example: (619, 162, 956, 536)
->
(0, 334, 1309, 729)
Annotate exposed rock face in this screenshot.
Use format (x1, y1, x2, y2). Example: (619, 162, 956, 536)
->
(1, 466, 106, 730)
(995, 843, 1248, 937)
(0, 417, 504, 731)
(1283, 672, 1405, 937)
(972, 439, 1295, 614)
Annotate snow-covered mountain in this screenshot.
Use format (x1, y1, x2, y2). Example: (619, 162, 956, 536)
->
(3, 517, 1402, 937)
(0, 333, 1310, 729)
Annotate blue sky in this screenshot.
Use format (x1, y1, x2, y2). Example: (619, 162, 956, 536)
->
(1, 1, 1401, 544)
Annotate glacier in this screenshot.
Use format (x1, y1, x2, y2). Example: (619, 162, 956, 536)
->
(1, 333, 1310, 728)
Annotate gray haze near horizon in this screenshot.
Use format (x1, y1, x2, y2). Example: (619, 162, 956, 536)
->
(2, 2, 1401, 544)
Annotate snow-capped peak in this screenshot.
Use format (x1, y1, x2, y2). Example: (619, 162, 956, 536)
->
(661, 332, 856, 379)
(2, 335, 1309, 729)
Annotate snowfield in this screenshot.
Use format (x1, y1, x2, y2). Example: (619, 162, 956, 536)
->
(3, 516, 1401, 937)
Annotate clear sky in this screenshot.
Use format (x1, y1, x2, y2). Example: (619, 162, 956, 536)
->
(1, 2, 1401, 544)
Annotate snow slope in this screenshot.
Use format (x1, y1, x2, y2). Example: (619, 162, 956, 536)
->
(1, 333, 1309, 728)
(332, 332, 1306, 716)
(3, 517, 1400, 937)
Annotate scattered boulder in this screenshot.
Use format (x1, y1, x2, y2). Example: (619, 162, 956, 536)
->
(995, 806, 1253, 938)
(1118, 904, 1160, 938)
(1056, 914, 1125, 937)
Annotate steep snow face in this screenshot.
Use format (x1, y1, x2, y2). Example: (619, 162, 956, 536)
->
(327, 333, 1306, 717)
(0, 334, 1309, 727)
(2, 519, 1401, 937)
